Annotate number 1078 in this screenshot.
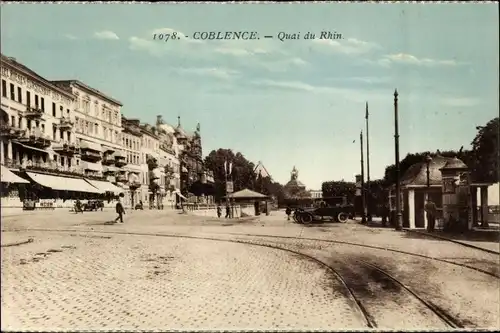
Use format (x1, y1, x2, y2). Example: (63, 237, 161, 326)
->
(153, 32, 179, 42)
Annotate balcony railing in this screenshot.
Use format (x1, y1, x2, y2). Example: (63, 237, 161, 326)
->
(102, 155, 116, 165)
(80, 150, 102, 162)
(52, 140, 79, 155)
(18, 129, 52, 148)
(116, 174, 127, 182)
(57, 117, 74, 130)
(0, 124, 23, 139)
(24, 106, 44, 118)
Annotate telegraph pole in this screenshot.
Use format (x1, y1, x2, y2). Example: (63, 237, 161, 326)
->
(360, 131, 366, 223)
(394, 90, 403, 230)
(365, 102, 372, 222)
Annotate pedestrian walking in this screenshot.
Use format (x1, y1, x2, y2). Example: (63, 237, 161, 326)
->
(217, 205, 222, 218)
(114, 193, 126, 223)
(75, 199, 83, 214)
(424, 198, 437, 232)
(285, 206, 292, 221)
(225, 205, 230, 219)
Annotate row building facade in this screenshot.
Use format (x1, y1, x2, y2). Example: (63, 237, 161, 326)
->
(1, 53, 213, 210)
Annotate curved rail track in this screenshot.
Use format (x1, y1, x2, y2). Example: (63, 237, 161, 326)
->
(6, 227, 469, 328)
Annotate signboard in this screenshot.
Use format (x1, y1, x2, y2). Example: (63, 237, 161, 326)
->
(442, 178, 456, 194)
(355, 174, 362, 188)
(226, 181, 234, 193)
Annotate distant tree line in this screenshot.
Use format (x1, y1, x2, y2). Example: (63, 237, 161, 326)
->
(321, 117, 499, 212)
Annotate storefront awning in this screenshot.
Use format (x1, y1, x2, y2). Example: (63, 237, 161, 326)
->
(1, 165, 29, 184)
(85, 179, 124, 195)
(26, 172, 103, 193)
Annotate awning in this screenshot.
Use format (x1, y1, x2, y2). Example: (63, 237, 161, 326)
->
(174, 190, 187, 200)
(80, 140, 102, 152)
(102, 145, 116, 153)
(80, 160, 103, 172)
(26, 172, 103, 193)
(113, 150, 126, 158)
(1, 165, 29, 184)
(103, 166, 118, 173)
(85, 179, 124, 195)
(12, 141, 51, 154)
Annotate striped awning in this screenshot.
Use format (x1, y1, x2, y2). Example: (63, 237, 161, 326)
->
(80, 160, 103, 172)
(80, 140, 102, 152)
(26, 172, 103, 193)
(1, 165, 29, 184)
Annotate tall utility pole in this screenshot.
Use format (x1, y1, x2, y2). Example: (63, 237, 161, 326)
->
(365, 102, 372, 222)
(394, 90, 403, 230)
(360, 131, 366, 223)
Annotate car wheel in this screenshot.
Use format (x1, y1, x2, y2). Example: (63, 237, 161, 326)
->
(337, 212, 348, 223)
(302, 213, 313, 224)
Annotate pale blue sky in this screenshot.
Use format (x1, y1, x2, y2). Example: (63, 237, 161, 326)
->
(1, 3, 498, 189)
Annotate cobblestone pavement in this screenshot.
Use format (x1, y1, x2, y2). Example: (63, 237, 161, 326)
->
(1, 210, 499, 330)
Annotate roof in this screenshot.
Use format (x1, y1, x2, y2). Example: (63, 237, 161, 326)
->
(440, 157, 468, 170)
(400, 155, 466, 187)
(285, 179, 306, 188)
(50, 79, 123, 106)
(227, 188, 269, 199)
(1, 54, 74, 100)
(254, 161, 271, 179)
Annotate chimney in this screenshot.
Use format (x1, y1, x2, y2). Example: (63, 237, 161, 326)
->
(156, 115, 163, 126)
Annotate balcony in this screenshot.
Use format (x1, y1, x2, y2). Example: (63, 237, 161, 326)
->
(23, 106, 45, 119)
(114, 151, 127, 167)
(18, 129, 52, 149)
(21, 160, 84, 177)
(52, 140, 79, 156)
(103, 166, 118, 175)
(102, 154, 116, 165)
(0, 124, 23, 139)
(116, 173, 127, 183)
(57, 117, 74, 130)
(80, 150, 102, 162)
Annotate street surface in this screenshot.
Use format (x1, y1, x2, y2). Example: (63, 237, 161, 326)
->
(1, 209, 499, 331)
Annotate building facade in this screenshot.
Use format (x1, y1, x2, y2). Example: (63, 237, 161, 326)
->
(310, 190, 322, 199)
(0, 55, 121, 209)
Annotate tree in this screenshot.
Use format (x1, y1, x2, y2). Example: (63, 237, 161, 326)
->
(322, 181, 356, 202)
(471, 117, 499, 183)
(203, 149, 256, 201)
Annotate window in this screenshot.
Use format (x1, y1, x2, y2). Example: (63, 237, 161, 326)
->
(52, 103, 56, 117)
(66, 109, 70, 116)
(53, 126, 57, 140)
(10, 116, 15, 127)
(26, 91, 31, 107)
(59, 105, 63, 116)
(9, 83, 15, 100)
(35, 95, 39, 108)
(41, 124, 45, 133)
(40, 97, 45, 111)
(94, 123, 98, 134)
(60, 130, 64, 140)
(1, 80, 6, 97)
(17, 87, 22, 103)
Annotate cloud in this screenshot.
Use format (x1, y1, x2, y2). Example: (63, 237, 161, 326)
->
(63, 34, 77, 40)
(174, 67, 239, 80)
(328, 76, 391, 84)
(440, 97, 481, 107)
(94, 30, 120, 40)
(312, 37, 381, 55)
(382, 53, 460, 67)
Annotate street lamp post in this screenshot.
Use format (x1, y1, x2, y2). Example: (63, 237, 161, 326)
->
(394, 89, 403, 231)
(425, 155, 432, 189)
(360, 131, 366, 223)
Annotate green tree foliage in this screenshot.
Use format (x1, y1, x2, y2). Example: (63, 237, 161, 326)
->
(321, 181, 356, 202)
(471, 117, 499, 183)
(204, 148, 286, 202)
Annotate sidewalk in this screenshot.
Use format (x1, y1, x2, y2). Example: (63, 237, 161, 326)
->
(405, 228, 500, 254)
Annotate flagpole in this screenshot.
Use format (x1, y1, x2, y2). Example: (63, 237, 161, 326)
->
(360, 131, 366, 223)
(225, 161, 229, 215)
(366, 102, 372, 222)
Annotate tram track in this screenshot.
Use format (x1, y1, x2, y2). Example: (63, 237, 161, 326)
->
(5, 227, 469, 329)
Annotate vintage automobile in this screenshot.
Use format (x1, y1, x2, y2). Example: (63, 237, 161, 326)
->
(293, 204, 355, 224)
